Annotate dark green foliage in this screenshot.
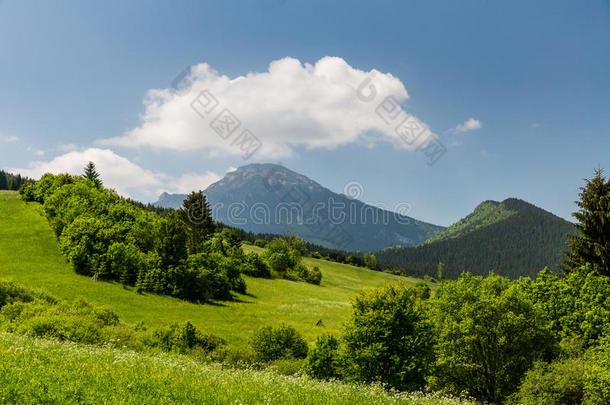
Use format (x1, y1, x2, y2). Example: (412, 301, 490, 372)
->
(296, 264, 322, 285)
(21, 173, 253, 303)
(0, 170, 32, 191)
(178, 191, 215, 254)
(250, 324, 308, 361)
(413, 281, 431, 299)
(304, 333, 341, 380)
(146, 321, 225, 354)
(564, 169, 610, 276)
(253, 239, 266, 248)
(377, 198, 574, 279)
(82, 161, 102, 187)
(341, 283, 434, 392)
(241, 252, 271, 278)
(363, 253, 377, 269)
(429, 273, 555, 403)
(263, 237, 322, 284)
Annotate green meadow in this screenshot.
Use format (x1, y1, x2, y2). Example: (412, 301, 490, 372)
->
(0, 190, 426, 348)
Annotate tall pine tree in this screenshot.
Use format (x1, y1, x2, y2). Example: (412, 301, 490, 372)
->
(564, 169, 610, 276)
(83, 161, 102, 187)
(178, 190, 215, 254)
(0, 171, 7, 190)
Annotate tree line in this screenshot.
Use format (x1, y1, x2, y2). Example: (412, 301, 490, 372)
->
(0, 170, 32, 191)
(18, 162, 322, 303)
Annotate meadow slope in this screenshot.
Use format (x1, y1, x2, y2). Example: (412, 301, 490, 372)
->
(0, 191, 425, 348)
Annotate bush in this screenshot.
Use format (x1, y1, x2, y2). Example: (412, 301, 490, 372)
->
(241, 253, 271, 278)
(341, 283, 434, 392)
(295, 264, 322, 285)
(253, 239, 266, 248)
(513, 358, 586, 405)
(429, 273, 556, 403)
(304, 333, 341, 380)
(413, 281, 431, 299)
(145, 322, 225, 354)
(251, 324, 308, 362)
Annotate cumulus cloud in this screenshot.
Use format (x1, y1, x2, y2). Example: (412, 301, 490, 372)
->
(99, 56, 430, 158)
(453, 118, 482, 133)
(11, 148, 221, 201)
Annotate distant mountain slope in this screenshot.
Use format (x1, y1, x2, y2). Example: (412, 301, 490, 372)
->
(377, 198, 575, 279)
(155, 164, 444, 252)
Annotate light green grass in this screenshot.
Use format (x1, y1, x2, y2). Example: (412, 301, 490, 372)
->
(0, 191, 426, 348)
(0, 332, 474, 405)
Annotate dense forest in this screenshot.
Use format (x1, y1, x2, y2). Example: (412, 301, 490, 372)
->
(0, 170, 32, 191)
(376, 198, 574, 279)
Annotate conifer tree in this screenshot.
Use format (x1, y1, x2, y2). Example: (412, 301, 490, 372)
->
(0, 171, 7, 190)
(178, 190, 215, 254)
(82, 161, 102, 187)
(564, 169, 610, 276)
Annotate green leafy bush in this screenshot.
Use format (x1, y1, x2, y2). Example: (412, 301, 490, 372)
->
(304, 333, 341, 380)
(429, 273, 555, 403)
(251, 324, 308, 361)
(341, 283, 433, 392)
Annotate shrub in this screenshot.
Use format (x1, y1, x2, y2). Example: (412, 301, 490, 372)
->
(253, 239, 266, 248)
(413, 281, 431, 299)
(429, 273, 556, 403)
(296, 264, 322, 285)
(146, 322, 225, 354)
(513, 358, 586, 405)
(251, 324, 308, 361)
(304, 333, 341, 380)
(241, 253, 271, 278)
(341, 283, 434, 392)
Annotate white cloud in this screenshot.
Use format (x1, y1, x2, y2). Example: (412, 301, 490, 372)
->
(172, 172, 221, 194)
(0, 135, 19, 143)
(453, 118, 482, 133)
(11, 148, 220, 201)
(99, 56, 429, 158)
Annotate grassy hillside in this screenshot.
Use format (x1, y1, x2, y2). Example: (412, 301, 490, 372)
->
(0, 190, 423, 348)
(378, 198, 574, 279)
(0, 333, 473, 405)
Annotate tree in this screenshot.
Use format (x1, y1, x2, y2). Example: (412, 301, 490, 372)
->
(363, 253, 377, 270)
(341, 283, 434, 391)
(437, 261, 444, 280)
(251, 324, 308, 361)
(304, 333, 341, 380)
(429, 273, 555, 403)
(564, 169, 610, 276)
(82, 161, 102, 187)
(178, 191, 215, 254)
(0, 171, 7, 190)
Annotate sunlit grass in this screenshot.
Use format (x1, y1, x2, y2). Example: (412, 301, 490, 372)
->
(0, 191, 428, 348)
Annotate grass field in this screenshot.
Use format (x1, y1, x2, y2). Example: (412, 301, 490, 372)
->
(0, 190, 426, 348)
(0, 332, 474, 405)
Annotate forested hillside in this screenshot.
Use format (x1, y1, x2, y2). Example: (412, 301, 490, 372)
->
(377, 198, 574, 279)
(0, 170, 31, 190)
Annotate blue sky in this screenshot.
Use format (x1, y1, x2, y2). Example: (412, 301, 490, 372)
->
(1, 0, 609, 226)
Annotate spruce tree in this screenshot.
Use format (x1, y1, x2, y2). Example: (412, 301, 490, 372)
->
(0, 171, 7, 190)
(564, 169, 610, 276)
(83, 161, 102, 187)
(178, 190, 215, 254)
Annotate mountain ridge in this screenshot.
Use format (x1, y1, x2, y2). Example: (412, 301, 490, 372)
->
(377, 197, 574, 279)
(155, 163, 444, 252)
